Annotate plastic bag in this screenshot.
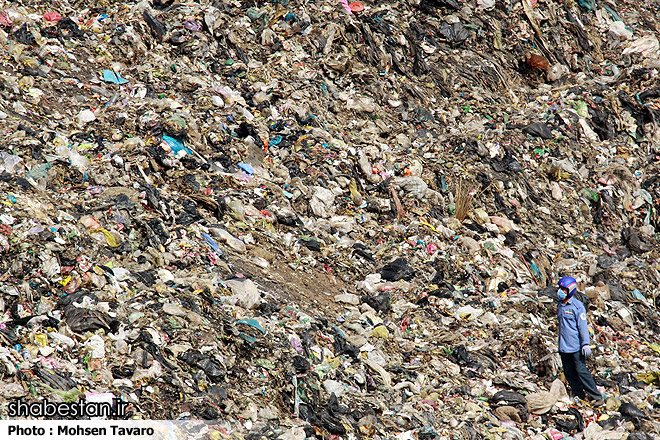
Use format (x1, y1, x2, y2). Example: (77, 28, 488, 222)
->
(223, 279, 262, 309)
(438, 21, 469, 46)
(609, 21, 633, 40)
(555, 407, 584, 433)
(0, 152, 22, 173)
(623, 36, 660, 57)
(619, 402, 648, 420)
(178, 350, 226, 382)
(361, 292, 391, 313)
(526, 379, 569, 414)
(380, 258, 416, 281)
(523, 122, 553, 139)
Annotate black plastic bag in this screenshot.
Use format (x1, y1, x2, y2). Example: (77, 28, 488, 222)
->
(419, 0, 460, 14)
(438, 21, 469, 46)
(179, 350, 226, 382)
(380, 258, 415, 281)
(176, 199, 202, 226)
(490, 390, 529, 422)
(64, 306, 119, 334)
(621, 228, 653, 254)
(490, 390, 527, 407)
(13, 23, 35, 45)
(0, 327, 17, 345)
(332, 333, 359, 359)
(258, 302, 280, 315)
(58, 17, 83, 38)
(361, 293, 391, 313)
(143, 11, 166, 41)
(596, 254, 614, 269)
(611, 372, 644, 394)
(504, 230, 517, 246)
(57, 291, 98, 308)
(33, 366, 77, 391)
(141, 341, 176, 371)
(352, 243, 375, 262)
(326, 392, 348, 415)
(298, 403, 317, 424)
(453, 345, 483, 371)
(133, 270, 156, 286)
(620, 402, 648, 420)
(292, 356, 310, 374)
(427, 288, 455, 299)
(321, 411, 345, 435)
(523, 122, 553, 139)
(236, 122, 260, 139)
(299, 237, 322, 252)
(555, 407, 584, 433)
(112, 364, 136, 379)
(589, 108, 615, 140)
(208, 385, 228, 402)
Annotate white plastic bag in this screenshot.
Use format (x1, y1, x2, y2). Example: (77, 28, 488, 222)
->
(526, 379, 569, 414)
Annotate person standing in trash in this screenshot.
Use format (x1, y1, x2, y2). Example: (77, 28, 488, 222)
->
(557, 276, 604, 406)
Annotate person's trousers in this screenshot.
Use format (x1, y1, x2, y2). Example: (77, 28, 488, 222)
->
(560, 351, 602, 400)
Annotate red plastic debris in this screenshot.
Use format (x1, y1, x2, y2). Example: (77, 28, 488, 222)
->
(349, 2, 365, 12)
(43, 12, 63, 22)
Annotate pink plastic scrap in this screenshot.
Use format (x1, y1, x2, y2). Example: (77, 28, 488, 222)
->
(338, 0, 353, 14)
(43, 11, 63, 22)
(0, 11, 11, 27)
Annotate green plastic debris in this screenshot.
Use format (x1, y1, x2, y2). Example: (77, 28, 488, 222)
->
(575, 100, 589, 118)
(636, 371, 660, 386)
(581, 188, 600, 203)
(237, 318, 265, 344)
(577, 0, 596, 11)
(236, 318, 266, 334)
(255, 358, 276, 370)
(41, 384, 84, 403)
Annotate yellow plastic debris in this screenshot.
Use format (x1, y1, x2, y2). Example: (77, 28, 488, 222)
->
(90, 228, 120, 247)
(35, 333, 48, 348)
(372, 325, 390, 338)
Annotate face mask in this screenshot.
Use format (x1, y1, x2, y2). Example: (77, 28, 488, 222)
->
(558, 289, 567, 301)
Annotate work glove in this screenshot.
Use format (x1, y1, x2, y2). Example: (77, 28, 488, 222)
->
(581, 345, 592, 358)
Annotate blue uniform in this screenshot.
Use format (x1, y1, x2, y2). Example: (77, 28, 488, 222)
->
(557, 296, 602, 401)
(557, 297, 590, 353)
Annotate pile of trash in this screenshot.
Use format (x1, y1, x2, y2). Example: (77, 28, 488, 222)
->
(1, 0, 660, 438)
